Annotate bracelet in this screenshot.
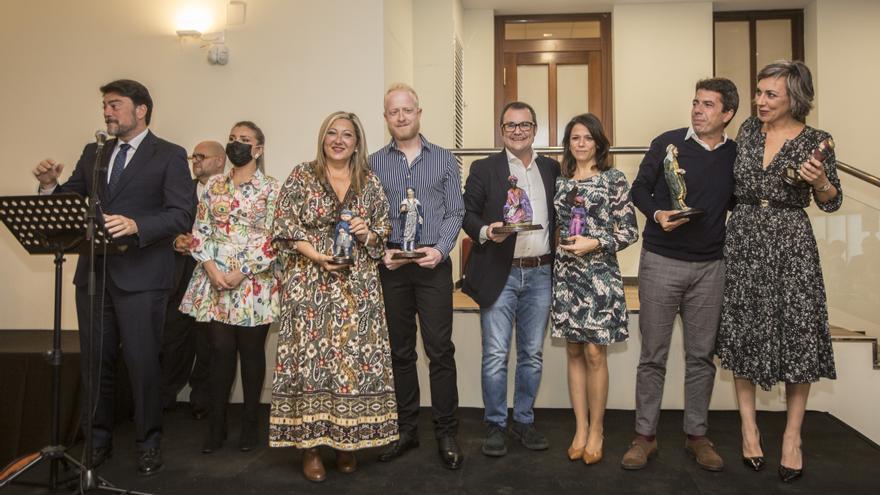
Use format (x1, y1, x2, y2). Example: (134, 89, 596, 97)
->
(815, 181, 832, 193)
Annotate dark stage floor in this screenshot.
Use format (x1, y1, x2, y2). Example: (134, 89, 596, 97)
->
(5, 406, 879, 494)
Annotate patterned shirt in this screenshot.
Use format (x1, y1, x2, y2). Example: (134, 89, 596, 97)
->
(180, 168, 281, 326)
(369, 135, 464, 259)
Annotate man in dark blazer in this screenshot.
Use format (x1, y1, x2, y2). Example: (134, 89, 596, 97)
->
(161, 140, 225, 418)
(462, 101, 560, 458)
(33, 79, 195, 476)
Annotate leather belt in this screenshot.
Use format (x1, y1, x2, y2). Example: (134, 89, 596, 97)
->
(737, 198, 801, 210)
(511, 253, 553, 268)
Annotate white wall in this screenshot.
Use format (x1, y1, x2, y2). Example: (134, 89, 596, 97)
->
(612, 2, 714, 276)
(0, 0, 386, 330)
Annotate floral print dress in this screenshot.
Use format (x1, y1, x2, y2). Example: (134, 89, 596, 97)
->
(551, 168, 639, 344)
(716, 116, 842, 390)
(269, 162, 398, 450)
(180, 169, 281, 326)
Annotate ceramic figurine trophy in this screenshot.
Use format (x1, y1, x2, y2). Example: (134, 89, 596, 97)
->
(330, 209, 355, 266)
(663, 144, 704, 221)
(781, 138, 835, 189)
(560, 195, 587, 246)
(495, 175, 543, 234)
(393, 187, 426, 260)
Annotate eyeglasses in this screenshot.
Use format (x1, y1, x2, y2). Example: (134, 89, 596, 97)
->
(501, 121, 536, 133)
(189, 154, 220, 162)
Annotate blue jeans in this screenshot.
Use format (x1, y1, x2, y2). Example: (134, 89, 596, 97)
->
(480, 264, 552, 427)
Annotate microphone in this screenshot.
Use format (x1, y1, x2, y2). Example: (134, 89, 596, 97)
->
(95, 130, 110, 149)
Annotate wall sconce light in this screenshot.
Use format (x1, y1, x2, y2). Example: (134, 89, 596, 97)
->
(175, 2, 242, 66)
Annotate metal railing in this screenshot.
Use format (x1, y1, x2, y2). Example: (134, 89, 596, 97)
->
(451, 147, 880, 189)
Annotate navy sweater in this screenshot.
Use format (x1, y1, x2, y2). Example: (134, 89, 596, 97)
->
(630, 128, 736, 261)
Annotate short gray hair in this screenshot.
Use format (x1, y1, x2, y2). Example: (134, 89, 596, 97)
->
(757, 60, 814, 122)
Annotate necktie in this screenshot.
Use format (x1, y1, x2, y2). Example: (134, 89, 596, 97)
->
(107, 143, 131, 194)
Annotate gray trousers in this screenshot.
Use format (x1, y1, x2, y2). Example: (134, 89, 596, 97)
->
(635, 249, 725, 437)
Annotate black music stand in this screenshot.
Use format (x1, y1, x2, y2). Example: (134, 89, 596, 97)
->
(0, 193, 149, 494)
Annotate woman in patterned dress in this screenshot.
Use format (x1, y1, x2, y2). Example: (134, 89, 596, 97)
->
(180, 121, 281, 453)
(715, 61, 842, 482)
(269, 111, 398, 482)
(552, 114, 638, 465)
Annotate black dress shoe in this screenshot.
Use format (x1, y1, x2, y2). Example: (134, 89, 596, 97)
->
(378, 431, 419, 462)
(437, 436, 463, 470)
(90, 445, 113, 468)
(137, 448, 163, 476)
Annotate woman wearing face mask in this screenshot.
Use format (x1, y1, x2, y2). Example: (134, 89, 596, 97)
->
(180, 121, 281, 453)
(269, 111, 397, 482)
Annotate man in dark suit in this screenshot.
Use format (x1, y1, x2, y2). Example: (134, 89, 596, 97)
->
(161, 140, 225, 418)
(33, 79, 195, 476)
(462, 101, 560, 457)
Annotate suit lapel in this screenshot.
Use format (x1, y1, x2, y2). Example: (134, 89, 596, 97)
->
(108, 131, 156, 202)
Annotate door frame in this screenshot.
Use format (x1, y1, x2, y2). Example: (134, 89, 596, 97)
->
(494, 13, 613, 147)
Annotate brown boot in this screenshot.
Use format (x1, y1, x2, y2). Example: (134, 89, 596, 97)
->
(685, 436, 724, 472)
(620, 436, 658, 470)
(336, 450, 357, 474)
(302, 448, 326, 482)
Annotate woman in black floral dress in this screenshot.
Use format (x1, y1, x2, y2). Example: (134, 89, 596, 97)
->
(715, 61, 842, 482)
(552, 114, 638, 465)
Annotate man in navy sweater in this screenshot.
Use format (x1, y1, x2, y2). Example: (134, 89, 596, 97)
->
(623, 78, 739, 472)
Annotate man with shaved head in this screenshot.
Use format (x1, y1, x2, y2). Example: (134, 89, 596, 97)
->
(161, 140, 226, 419)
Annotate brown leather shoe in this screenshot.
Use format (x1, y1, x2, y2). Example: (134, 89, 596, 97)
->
(620, 436, 658, 470)
(302, 448, 326, 482)
(685, 437, 724, 472)
(336, 450, 357, 474)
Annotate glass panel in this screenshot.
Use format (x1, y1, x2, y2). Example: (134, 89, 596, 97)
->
(714, 21, 751, 138)
(810, 183, 880, 338)
(516, 65, 550, 147)
(505, 21, 601, 40)
(556, 64, 589, 145)
(756, 19, 793, 70)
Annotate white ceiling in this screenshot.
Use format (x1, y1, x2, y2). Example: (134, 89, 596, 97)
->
(461, 0, 813, 15)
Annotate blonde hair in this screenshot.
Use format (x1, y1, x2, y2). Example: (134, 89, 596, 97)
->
(384, 83, 420, 109)
(312, 111, 371, 195)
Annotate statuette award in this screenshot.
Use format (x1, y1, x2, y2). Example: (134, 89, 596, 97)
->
(495, 175, 542, 234)
(560, 195, 587, 246)
(781, 138, 835, 189)
(329, 209, 355, 266)
(663, 144, 704, 221)
(393, 187, 426, 260)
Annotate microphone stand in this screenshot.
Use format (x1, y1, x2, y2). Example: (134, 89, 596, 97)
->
(79, 133, 153, 495)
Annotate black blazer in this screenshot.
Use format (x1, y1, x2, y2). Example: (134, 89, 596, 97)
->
(461, 151, 560, 308)
(56, 130, 196, 291)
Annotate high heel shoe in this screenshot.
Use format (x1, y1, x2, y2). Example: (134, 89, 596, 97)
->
(741, 430, 765, 471)
(778, 447, 803, 482)
(582, 436, 604, 465)
(567, 445, 585, 461)
(239, 419, 258, 452)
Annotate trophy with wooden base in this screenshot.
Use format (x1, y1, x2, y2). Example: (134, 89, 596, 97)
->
(664, 144, 704, 221)
(392, 187, 426, 260)
(781, 138, 835, 189)
(329, 209, 355, 266)
(494, 175, 543, 234)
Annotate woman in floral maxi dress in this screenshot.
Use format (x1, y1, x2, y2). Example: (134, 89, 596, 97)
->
(269, 111, 398, 482)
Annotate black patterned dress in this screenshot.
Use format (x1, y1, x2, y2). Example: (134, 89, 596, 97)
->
(716, 116, 842, 390)
(269, 162, 398, 450)
(551, 169, 639, 344)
